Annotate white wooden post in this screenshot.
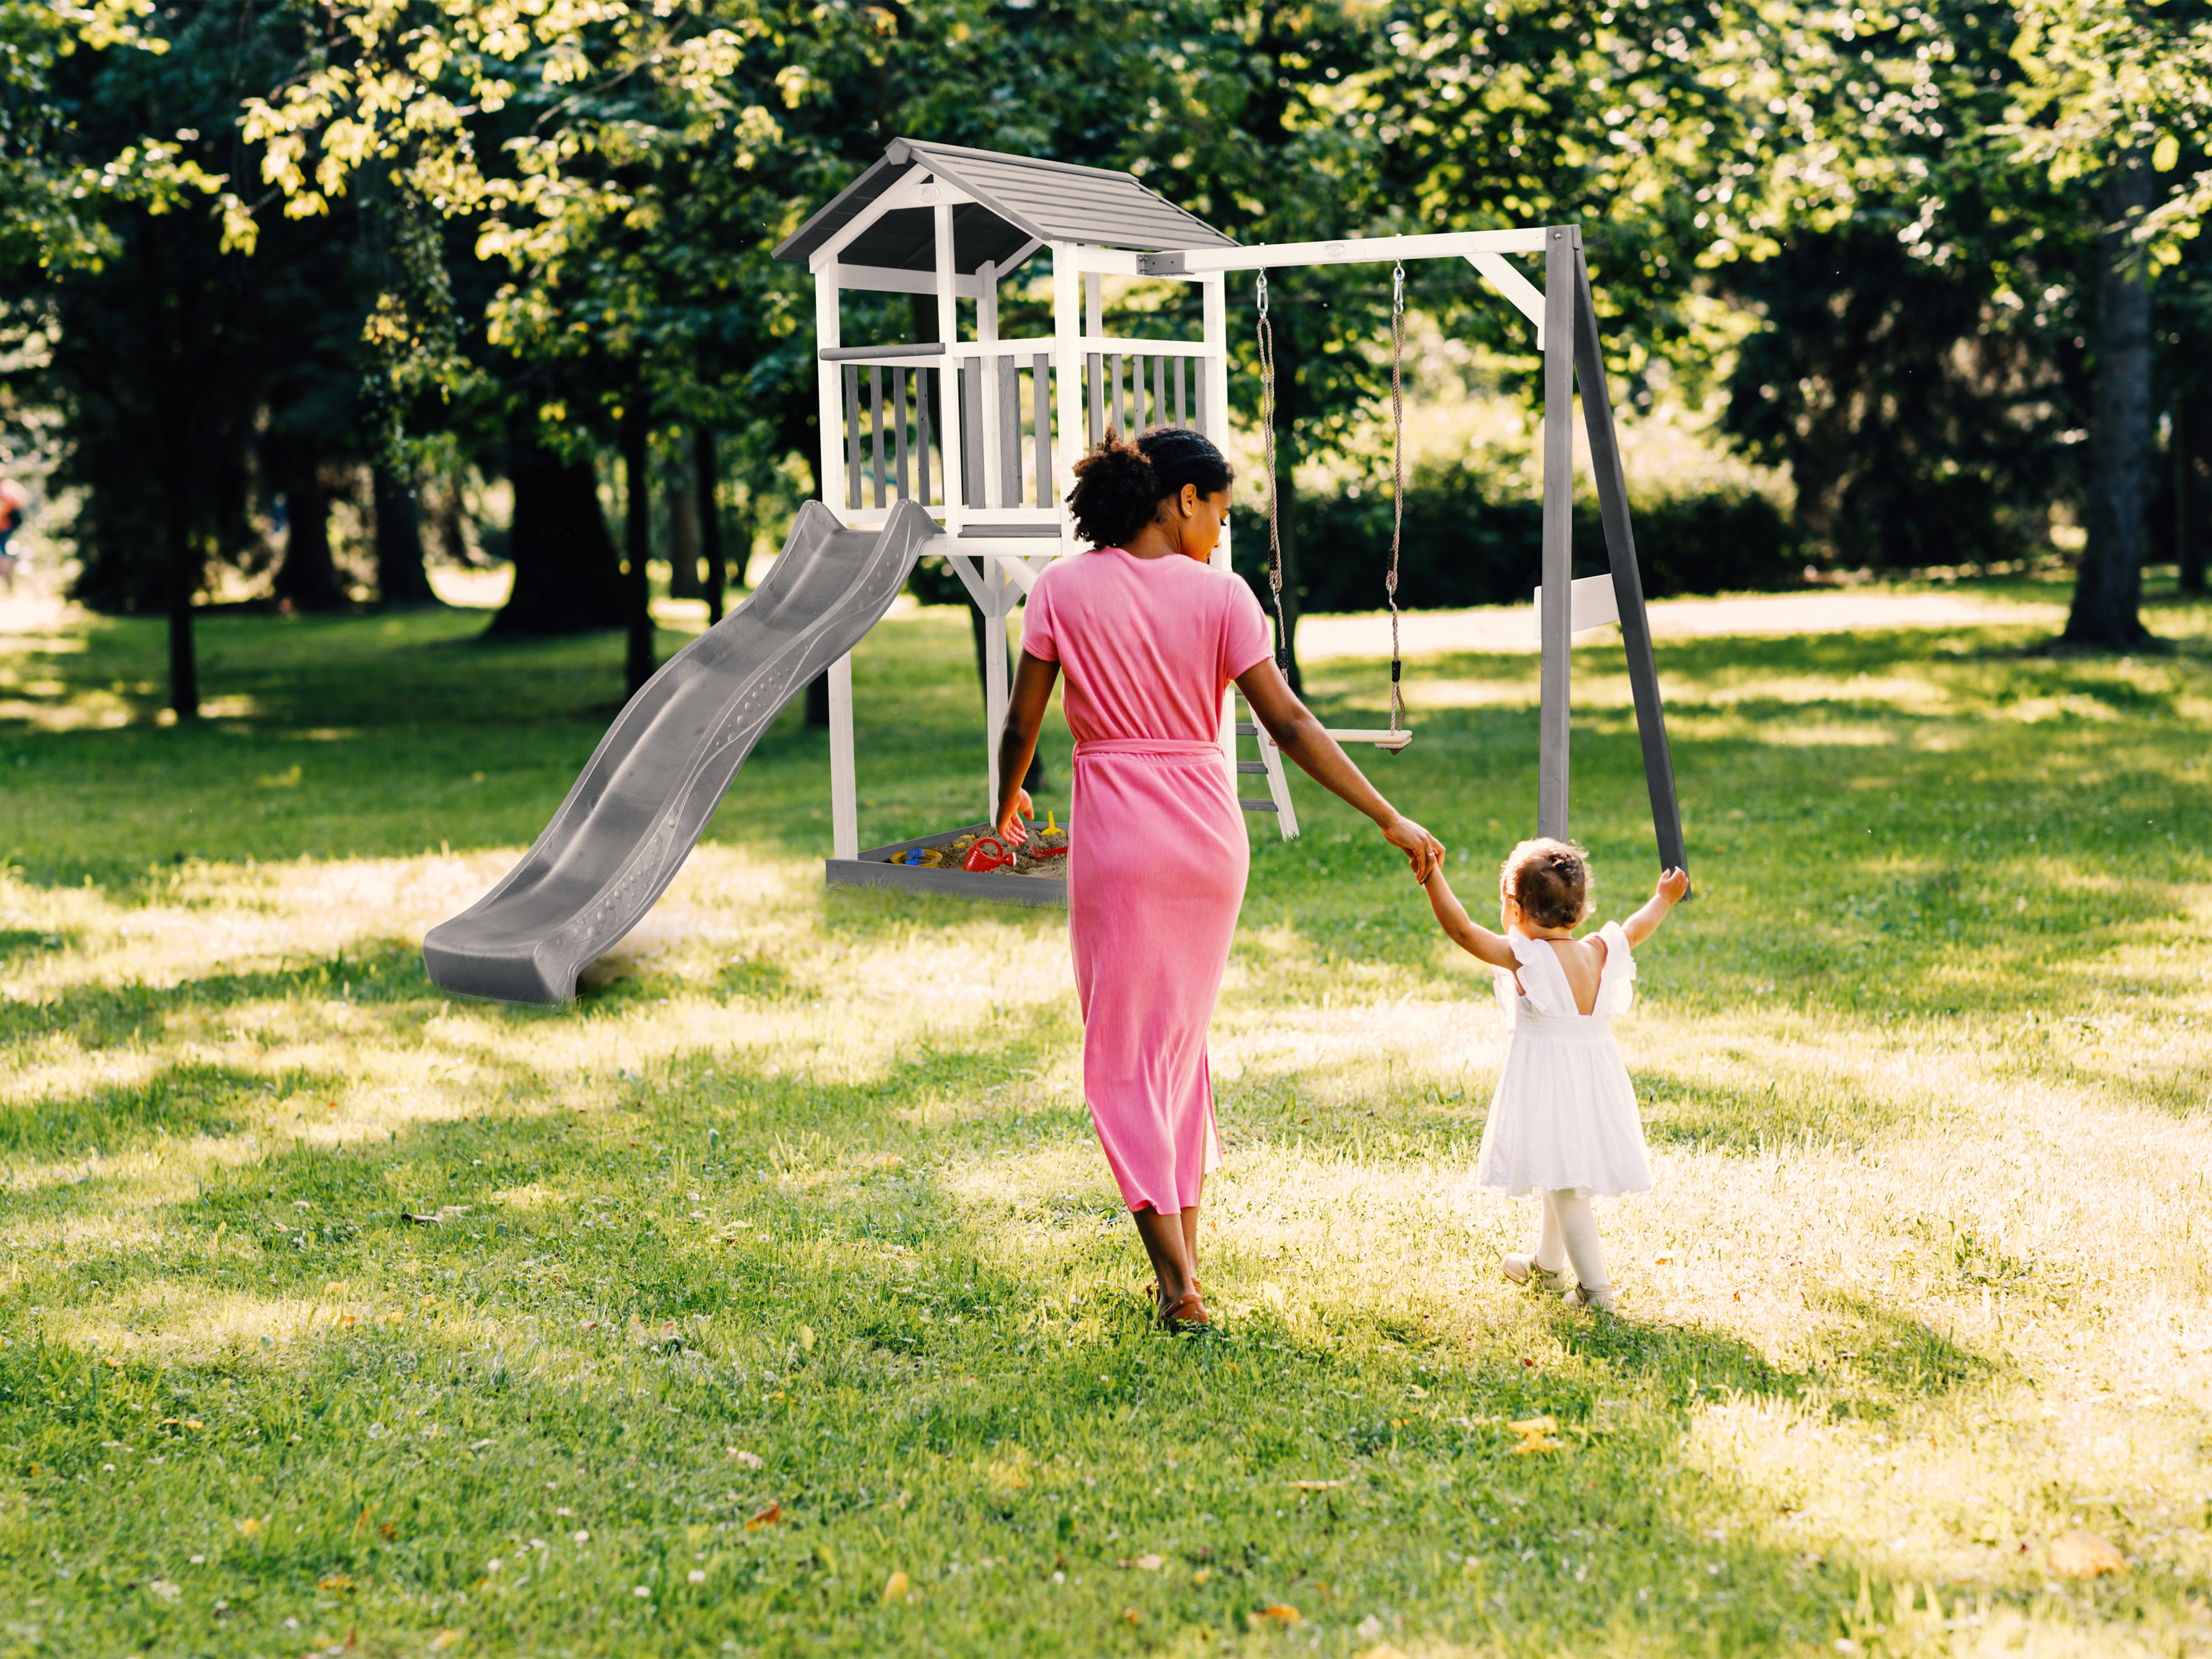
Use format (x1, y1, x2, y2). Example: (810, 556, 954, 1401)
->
(1085, 270, 1103, 339)
(1052, 243, 1083, 517)
(934, 201, 963, 524)
(829, 653, 858, 860)
(984, 570, 1010, 820)
(977, 258, 1001, 508)
(815, 267, 861, 859)
(815, 270, 843, 517)
(1538, 228, 1574, 840)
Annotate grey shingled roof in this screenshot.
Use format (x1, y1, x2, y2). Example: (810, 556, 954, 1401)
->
(773, 138, 1234, 273)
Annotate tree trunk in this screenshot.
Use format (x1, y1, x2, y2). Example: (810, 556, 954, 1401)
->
(696, 425, 726, 625)
(1270, 322, 1306, 692)
(623, 391, 655, 698)
(666, 441, 702, 599)
(273, 466, 346, 612)
(165, 479, 199, 719)
(373, 465, 439, 607)
(2064, 158, 2156, 648)
(487, 424, 624, 636)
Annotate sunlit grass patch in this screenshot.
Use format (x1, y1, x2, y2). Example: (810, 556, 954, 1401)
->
(0, 580, 2208, 1655)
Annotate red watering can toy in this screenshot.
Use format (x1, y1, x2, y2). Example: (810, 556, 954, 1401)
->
(961, 836, 1015, 874)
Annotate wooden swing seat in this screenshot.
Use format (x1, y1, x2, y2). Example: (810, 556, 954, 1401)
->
(1255, 724, 1414, 753)
(1322, 727, 1413, 752)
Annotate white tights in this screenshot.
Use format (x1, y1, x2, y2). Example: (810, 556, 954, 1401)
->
(1532, 1189, 1610, 1294)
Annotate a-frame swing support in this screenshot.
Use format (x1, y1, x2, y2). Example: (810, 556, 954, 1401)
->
(1154, 223, 1688, 880)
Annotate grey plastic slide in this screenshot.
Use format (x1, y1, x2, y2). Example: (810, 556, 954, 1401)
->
(422, 498, 938, 1005)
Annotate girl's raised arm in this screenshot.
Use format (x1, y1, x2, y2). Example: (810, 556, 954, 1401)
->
(1621, 868, 1691, 947)
(1422, 867, 1519, 969)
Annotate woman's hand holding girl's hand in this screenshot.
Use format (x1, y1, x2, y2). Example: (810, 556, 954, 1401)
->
(996, 789, 1035, 847)
(1381, 814, 1444, 883)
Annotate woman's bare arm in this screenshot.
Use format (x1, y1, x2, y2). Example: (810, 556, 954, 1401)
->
(1233, 656, 1443, 881)
(1421, 866, 1518, 968)
(1621, 867, 1691, 947)
(994, 648, 1061, 842)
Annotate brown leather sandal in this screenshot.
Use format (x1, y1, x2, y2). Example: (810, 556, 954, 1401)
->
(1159, 1290, 1212, 1331)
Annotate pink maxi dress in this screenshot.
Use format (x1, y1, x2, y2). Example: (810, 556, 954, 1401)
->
(1020, 548, 1274, 1214)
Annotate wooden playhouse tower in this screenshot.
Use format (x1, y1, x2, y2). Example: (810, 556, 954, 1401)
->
(772, 138, 1686, 902)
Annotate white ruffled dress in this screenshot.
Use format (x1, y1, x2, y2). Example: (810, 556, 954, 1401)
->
(1474, 922, 1654, 1199)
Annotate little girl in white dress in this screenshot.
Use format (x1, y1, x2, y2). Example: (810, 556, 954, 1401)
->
(1421, 838, 1688, 1310)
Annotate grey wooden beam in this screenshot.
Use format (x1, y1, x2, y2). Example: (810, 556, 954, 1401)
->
(1570, 243, 1689, 889)
(1538, 227, 1575, 840)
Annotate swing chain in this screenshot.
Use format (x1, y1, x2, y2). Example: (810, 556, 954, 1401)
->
(1257, 270, 1290, 676)
(1387, 260, 1407, 734)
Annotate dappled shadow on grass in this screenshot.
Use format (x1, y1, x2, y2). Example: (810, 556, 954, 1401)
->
(0, 925, 79, 962)
(1638, 1067, 1903, 1156)
(0, 937, 441, 1053)
(1804, 1295, 2006, 1417)
(0, 1058, 343, 1163)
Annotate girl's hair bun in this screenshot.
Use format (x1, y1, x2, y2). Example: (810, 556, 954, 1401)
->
(1066, 426, 1234, 549)
(1500, 837, 1593, 930)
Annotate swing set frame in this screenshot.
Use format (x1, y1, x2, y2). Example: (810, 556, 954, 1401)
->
(1146, 223, 1686, 872)
(774, 140, 1687, 893)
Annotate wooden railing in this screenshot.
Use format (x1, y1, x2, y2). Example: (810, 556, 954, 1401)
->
(826, 339, 1212, 519)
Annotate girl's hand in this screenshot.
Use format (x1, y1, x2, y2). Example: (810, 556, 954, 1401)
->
(997, 789, 1035, 847)
(1381, 813, 1444, 883)
(1624, 865, 1690, 947)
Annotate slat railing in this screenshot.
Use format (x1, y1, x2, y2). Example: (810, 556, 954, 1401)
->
(831, 340, 1207, 515)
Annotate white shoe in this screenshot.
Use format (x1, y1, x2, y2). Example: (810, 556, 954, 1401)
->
(1502, 1253, 1569, 1288)
(1562, 1282, 1616, 1313)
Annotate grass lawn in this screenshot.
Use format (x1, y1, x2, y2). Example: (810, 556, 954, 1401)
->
(1, 576, 2209, 1658)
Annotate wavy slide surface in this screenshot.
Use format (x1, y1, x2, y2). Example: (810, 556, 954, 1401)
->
(423, 498, 937, 1005)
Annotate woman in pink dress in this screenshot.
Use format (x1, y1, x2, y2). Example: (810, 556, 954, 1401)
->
(994, 428, 1443, 1330)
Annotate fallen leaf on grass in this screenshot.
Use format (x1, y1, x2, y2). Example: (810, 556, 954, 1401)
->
(319, 1575, 356, 1593)
(1117, 1553, 1163, 1571)
(1248, 1604, 1301, 1627)
(726, 1448, 764, 1469)
(1508, 1414, 1564, 1454)
(746, 1501, 782, 1531)
(1288, 1480, 1343, 1491)
(236, 1516, 267, 1540)
(428, 1632, 462, 1651)
(881, 1570, 910, 1603)
(147, 1579, 181, 1600)
(2049, 1531, 2126, 1578)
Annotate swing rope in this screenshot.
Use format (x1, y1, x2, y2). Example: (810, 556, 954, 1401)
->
(1255, 263, 1413, 749)
(1256, 270, 1290, 677)
(1387, 260, 1406, 736)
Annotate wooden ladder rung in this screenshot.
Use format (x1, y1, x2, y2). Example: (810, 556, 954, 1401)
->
(1234, 722, 1259, 737)
(1239, 799, 1279, 813)
(1235, 761, 1268, 774)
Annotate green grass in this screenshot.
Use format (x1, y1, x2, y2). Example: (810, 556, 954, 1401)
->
(1, 576, 2209, 1658)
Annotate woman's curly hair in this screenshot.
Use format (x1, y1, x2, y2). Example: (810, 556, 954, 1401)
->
(1500, 837, 1593, 931)
(1065, 426, 1234, 549)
